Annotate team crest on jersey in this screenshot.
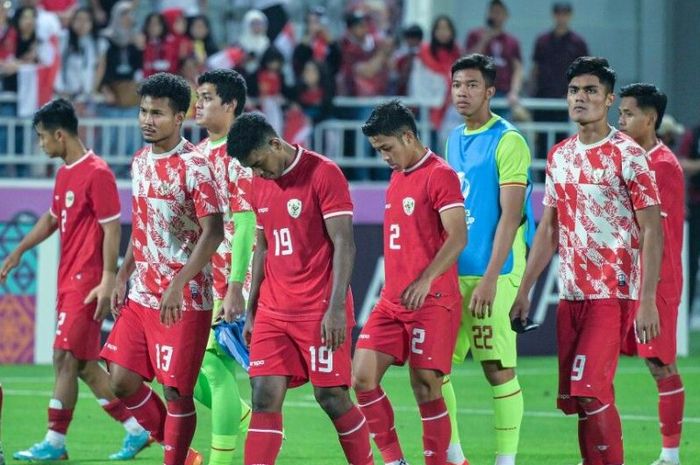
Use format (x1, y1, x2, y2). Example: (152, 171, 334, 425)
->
(65, 191, 75, 208)
(287, 199, 302, 218)
(402, 197, 415, 216)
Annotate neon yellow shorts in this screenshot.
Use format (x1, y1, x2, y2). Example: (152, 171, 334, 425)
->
(452, 273, 521, 367)
(205, 299, 223, 352)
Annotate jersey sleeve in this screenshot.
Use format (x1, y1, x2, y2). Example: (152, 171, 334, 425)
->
(50, 178, 60, 218)
(543, 147, 557, 207)
(229, 161, 253, 214)
(428, 164, 465, 213)
(315, 161, 353, 220)
(653, 158, 685, 218)
(186, 156, 223, 218)
(495, 130, 530, 187)
(89, 167, 121, 223)
(621, 146, 661, 211)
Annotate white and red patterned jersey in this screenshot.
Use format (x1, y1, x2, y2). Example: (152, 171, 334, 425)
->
(50, 151, 121, 294)
(647, 142, 685, 302)
(252, 146, 353, 321)
(544, 129, 660, 301)
(197, 137, 253, 301)
(382, 150, 464, 307)
(129, 138, 222, 311)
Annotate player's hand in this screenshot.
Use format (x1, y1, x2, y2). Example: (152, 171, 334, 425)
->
(86, 273, 116, 321)
(509, 291, 531, 326)
(159, 283, 184, 326)
(321, 304, 346, 351)
(222, 282, 246, 322)
(0, 250, 21, 284)
(111, 273, 128, 318)
(470, 276, 497, 318)
(635, 298, 660, 344)
(401, 276, 431, 310)
(242, 313, 254, 347)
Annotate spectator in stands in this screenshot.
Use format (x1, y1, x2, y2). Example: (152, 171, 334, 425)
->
(658, 114, 685, 152)
(292, 59, 334, 124)
(55, 7, 101, 110)
(141, 12, 178, 77)
(187, 14, 218, 71)
(252, 46, 288, 135)
(678, 123, 700, 310)
(0, 6, 39, 94)
(0, 4, 18, 92)
(40, 0, 77, 27)
(88, 0, 118, 29)
(158, 0, 205, 16)
(239, 9, 270, 77)
(338, 10, 392, 97)
(391, 23, 423, 96)
(162, 8, 193, 64)
(292, 6, 341, 79)
(465, 0, 522, 112)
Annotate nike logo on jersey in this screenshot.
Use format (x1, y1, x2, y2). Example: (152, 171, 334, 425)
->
(385, 203, 391, 209)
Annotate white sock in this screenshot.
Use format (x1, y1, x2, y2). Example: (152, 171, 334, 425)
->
(661, 447, 680, 462)
(447, 443, 466, 463)
(96, 398, 110, 407)
(48, 398, 63, 409)
(44, 430, 65, 448)
(495, 454, 516, 465)
(387, 460, 406, 465)
(123, 417, 145, 435)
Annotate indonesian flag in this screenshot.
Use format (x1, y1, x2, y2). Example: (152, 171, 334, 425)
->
(17, 9, 62, 118)
(273, 21, 296, 63)
(283, 106, 312, 147)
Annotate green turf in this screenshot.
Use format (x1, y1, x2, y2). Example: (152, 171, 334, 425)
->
(1, 336, 699, 465)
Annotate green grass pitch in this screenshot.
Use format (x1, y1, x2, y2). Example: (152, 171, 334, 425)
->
(1, 335, 698, 465)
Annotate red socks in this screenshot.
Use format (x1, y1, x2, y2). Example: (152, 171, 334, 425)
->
(102, 398, 131, 423)
(418, 398, 450, 465)
(332, 406, 373, 465)
(121, 384, 166, 442)
(578, 412, 603, 465)
(48, 407, 73, 435)
(657, 374, 684, 448)
(582, 400, 623, 465)
(245, 412, 284, 465)
(356, 387, 404, 463)
(164, 397, 197, 465)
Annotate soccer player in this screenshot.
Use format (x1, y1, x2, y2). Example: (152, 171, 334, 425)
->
(352, 100, 466, 465)
(193, 68, 255, 464)
(227, 113, 373, 465)
(510, 57, 663, 465)
(442, 53, 534, 465)
(0, 99, 150, 462)
(618, 83, 685, 465)
(101, 73, 224, 465)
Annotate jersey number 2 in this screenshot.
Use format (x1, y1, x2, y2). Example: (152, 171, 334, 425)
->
(273, 228, 293, 256)
(389, 224, 400, 250)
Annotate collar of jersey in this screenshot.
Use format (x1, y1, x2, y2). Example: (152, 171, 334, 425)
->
(575, 126, 615, 150)
(63, 150, 93, 170)
(280, 145, 303, 177)
(647, 140, 663, 156)
(462, 113, 500, 135)
(209, 136, 227, 150)
(403, 148, 432, 173)
(149, 138, 186, 159)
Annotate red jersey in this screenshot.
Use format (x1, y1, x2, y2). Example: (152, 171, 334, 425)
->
(128, 139, 222, 311)
(197, 137, 253, 301)
(252, 146, 353, 320)
(544, 130, 660, 300)
(648, 142, 685, 301)
(381, 151, 464, 306)
(49, 151, 120, 294)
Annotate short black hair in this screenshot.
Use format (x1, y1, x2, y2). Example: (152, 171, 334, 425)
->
(566, 56, 616, 93)
(197, 69, 247, 116)
(32, 98, 78, 135)
(490, 0, 508, 12)
(137, 72, 192, 114)
(361, 100, 418, 139)
(619, 83, 667, 130)
(227, 112, 277, 164)
(451, 53, 497, 87)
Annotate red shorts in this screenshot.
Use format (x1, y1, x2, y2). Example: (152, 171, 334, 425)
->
(54, 291, 102, 360)
(556, 298, 635, 415)
(355, 297, 461, 375)
(249, 312, 353, 388)
(621, 292, 679, 365)
(100, 300, 211, 395)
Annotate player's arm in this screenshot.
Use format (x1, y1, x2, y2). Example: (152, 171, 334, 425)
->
(86, 219, 120, 321)
(402, 206, 467, 310)
(471, 132, 530, 317)
(322, 214, 355, 351)
(0, 211, 57, 283)
(223, 210, 256, 322)
(111, 235, 134, 316)
(509, 205, 559, 325)
(635, 205, 663, 343)
(242, 228, 267, 346)
(160, 213, 224, 326)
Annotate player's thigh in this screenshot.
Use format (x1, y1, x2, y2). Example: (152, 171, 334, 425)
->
(452, 277, 480, 364)
(464, 275, 519, 368)
(102, 301, 155, 383)
(144, 309, 212, 395)
(205, 300, 225, 353)
(294, 318, 353, 388)
(352, 348, 396, 390)
(249, 316, 307, 387)
(355, 300, 408, 367)
(408, 298, 461, 375)
(54, 292, 102, 361)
